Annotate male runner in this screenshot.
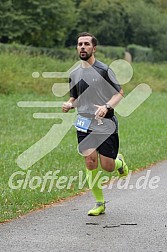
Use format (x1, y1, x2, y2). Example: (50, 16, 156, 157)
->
(62, 32, 128, 216)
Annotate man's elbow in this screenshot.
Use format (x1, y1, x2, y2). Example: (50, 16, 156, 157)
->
(119, 89, 124, 97)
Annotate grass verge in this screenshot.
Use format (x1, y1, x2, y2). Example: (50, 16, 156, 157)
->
(0, 51, 167, 222)
(0, 91, 167, 222)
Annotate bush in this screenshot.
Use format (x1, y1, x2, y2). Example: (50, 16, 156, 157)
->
(0, 43, 78, 60)
(0, 43, 126, 62)
(127, 44, 154, 62)
(98, 46, 125, 60)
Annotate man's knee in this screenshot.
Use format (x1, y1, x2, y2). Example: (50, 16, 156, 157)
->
(85, 156, 98, 170)
(101, 164, 115, 172)
(100, 156, 115, 172)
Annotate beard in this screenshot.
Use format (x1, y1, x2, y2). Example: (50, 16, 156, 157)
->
(79, 51, 93, 61)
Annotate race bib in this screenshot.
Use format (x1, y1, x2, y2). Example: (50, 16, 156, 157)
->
(74, 115, 92, 133)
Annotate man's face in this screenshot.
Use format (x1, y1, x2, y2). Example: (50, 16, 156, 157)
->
(77, 36, 96, 61)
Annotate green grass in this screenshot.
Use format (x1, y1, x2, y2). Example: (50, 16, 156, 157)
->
(0, 51, 167, 222)
(0, 52, 76, 95)
(1, 91, 167, 222)
(0, 51, 167, 95)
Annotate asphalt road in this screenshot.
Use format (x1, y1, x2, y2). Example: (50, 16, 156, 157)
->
(0, 160, 167, 252)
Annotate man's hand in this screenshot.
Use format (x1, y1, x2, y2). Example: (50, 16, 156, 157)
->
(94, 104, 108, 119)
(62, 102, 72, 113)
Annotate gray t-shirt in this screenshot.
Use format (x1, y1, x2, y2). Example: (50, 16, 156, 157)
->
(70, 60, 121, 133)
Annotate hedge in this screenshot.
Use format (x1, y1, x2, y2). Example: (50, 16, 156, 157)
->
(0, 42, 155, 62)
(0, 43, 78, 60)
(127, 44, 154, 62)
(98, 45, 125, 60)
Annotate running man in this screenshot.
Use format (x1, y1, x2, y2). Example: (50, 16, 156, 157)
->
(62, 32, 128, 216)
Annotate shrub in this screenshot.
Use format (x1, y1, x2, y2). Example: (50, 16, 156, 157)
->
(0, 43, 77, 60)
(98, 46, 125, 60)
(127, 44, 153, 62)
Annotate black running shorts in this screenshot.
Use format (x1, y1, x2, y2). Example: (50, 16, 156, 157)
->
(77, 130, 119, 159)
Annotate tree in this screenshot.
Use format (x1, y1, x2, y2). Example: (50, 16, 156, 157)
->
(74, 0, 129, 46)
(0, 0, 22, 43)
(125, 0, 164, 47)
(0, 0, 77, 47)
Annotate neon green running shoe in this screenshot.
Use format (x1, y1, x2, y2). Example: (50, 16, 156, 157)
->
(88, 202, 105, 216)
(117, 154, 129, 178)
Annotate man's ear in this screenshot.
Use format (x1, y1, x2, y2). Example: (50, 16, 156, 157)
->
(93, 46, 96, 53)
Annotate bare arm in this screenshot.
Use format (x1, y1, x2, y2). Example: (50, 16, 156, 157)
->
(106, 89, 123, 108)
(62, 97, 76, 113)
(95, 89, 123, 118)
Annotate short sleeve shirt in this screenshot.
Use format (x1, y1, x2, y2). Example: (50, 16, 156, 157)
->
(69, 60, 121, 116)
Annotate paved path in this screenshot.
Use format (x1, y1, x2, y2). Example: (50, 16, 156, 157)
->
(0, 160, 167, 252)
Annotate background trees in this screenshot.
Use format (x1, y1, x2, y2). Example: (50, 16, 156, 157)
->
(0, 0, 76, 47)
(75, 0, 129, 46)
(0, 0, 167, 60)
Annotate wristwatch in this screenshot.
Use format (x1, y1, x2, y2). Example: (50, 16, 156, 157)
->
(105, 103, 112, 110)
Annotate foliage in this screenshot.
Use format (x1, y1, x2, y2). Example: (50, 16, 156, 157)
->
(125, 1, 167, 45)
(0, 42, 77, 60)
(127, 44, 153, 62)
(0, 0, 167, 60)
(0, 42, 125, 61)
(75, 0, 129, 46)
(98, 45, 125, 60)
(0, 0, 77, 47)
